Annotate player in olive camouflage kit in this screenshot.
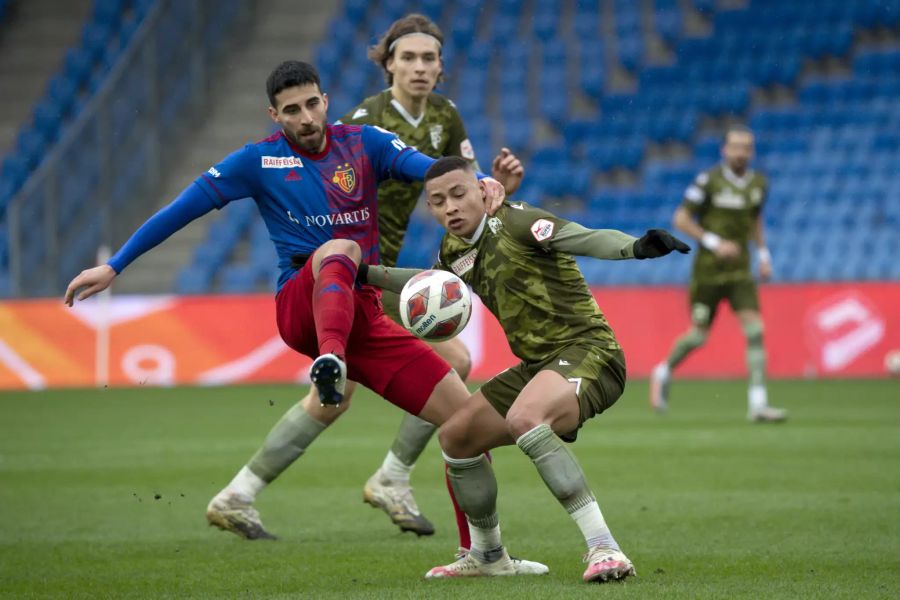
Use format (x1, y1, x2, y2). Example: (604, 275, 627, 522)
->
(338, 15, 523, 542)
(650, 125, 787, 422)
(359, 156, 689, 582)
(339, 90, 476, 271)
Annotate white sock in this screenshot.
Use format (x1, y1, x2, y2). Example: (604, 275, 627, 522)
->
(654, 362, 670, 380)
(748, 385, 768, 412)
(571, 501, 619, 551)
(469, 523, 504, 562)
(225, 466, 267, 501)
(381, 450, 413, 484)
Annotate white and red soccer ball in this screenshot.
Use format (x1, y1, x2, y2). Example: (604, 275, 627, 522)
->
(399, 270, 472, 342)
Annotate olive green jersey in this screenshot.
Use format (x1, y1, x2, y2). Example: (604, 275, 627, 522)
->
(435, 202, 620, 363)
(682, 164, 767, 285)
(339, 89, 477, 267)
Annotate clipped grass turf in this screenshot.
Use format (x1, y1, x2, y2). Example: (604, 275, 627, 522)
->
(1, 379, 898, 598)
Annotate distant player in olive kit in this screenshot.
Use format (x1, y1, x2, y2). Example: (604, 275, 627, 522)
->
(358, 156, 690, 581)
(650, 125, 787, 422)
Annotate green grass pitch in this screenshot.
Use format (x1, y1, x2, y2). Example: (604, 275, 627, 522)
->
(1, 379, 898, 599)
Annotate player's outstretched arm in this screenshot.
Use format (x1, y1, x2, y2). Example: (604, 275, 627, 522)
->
(357, 264, 424, 294)
(550, 223, 689, 260)
(63, 184, 218, 306)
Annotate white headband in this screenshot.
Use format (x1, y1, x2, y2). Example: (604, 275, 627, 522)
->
(388, 32, 442, 54)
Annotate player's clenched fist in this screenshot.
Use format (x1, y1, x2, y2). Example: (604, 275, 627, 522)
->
(632, 229, 691, 259)
(64, 264, 116, 306)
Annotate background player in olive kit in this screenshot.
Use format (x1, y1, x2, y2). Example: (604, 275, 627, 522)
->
(650, 125, 787, 422)
(358, 156, 690, 581)
(339, 13, 522, 543)
(206, 16, 524, 545)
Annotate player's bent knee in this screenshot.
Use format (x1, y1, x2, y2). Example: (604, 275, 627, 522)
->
(437, 419, 468, 457)
(432, 339, 472, 381)
(504, 410, 545, 441)
(302, 381, 357, 424)
(741, 318, 764, 343)
(317, 239, 362, 263)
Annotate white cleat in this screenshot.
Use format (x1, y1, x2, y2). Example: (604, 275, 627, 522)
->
(582, 546, 636, 583)
(363, 469, 435, 536)
(206, 493, 276, 540)
(748, 406, 788, 423)
(426, 547, 549, 578)
(454, 547, 550, 576)
(310, 353, 347, 406)
(649, 362, 670, 413)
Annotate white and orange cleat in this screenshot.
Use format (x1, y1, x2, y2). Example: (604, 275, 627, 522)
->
(582, 546, 636, 583)
(425, 548, 549, 578)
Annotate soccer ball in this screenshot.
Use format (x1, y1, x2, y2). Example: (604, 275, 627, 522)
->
(399, 269, 472, 342)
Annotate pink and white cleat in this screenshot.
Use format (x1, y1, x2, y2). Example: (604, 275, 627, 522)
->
(582, 546, 636, 583)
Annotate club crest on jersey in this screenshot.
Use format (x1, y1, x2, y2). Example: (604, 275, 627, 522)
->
(531, 219, 555, 242)
(488, 217, 503, 234)
(332, 163, 356, 194)
(430, 125, 443, 150)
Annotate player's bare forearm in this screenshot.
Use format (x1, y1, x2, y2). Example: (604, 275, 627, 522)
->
(673, 206, 705, 242)
(358, 264, 423, 294)
(753, 214, 767, 248)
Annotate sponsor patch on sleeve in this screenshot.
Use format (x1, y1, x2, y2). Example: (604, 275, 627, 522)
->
(460, 139, 475, 160)
(530, 218, 555, 242)
(685, 184, 705, 203)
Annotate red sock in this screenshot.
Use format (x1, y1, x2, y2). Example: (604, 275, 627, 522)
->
(445, 450, 492, 551)
(312, 254, 357, 358)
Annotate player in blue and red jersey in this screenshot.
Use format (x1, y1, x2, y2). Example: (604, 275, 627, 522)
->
(63, 61, 548, 577)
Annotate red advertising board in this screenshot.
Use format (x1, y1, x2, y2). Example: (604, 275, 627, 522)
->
(1, 283, 898, 390)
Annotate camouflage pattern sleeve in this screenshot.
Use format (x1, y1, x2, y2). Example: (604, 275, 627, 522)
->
(500, 202, 574, 251)
(444, 99, 479, 168)
(682, 170, 711, 215)
(337, 96, 377, 126)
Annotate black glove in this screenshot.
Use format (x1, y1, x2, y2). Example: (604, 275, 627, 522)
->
(632, 229, 691, 259)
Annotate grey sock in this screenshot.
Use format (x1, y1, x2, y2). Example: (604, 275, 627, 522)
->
(390, 413, 437, 466)
(517, 423, 595, 514)
(444, 453, 499, 528)
(248, 403, 327, 483)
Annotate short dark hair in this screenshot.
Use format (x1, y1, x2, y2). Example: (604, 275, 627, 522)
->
(424, 156, 472, 182)
(368, 14, 444, 85)
(723, 124, 753, 144)
(266, 61, 321, 108)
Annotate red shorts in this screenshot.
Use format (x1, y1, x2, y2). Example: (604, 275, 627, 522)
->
(275, 260, 451, 415)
